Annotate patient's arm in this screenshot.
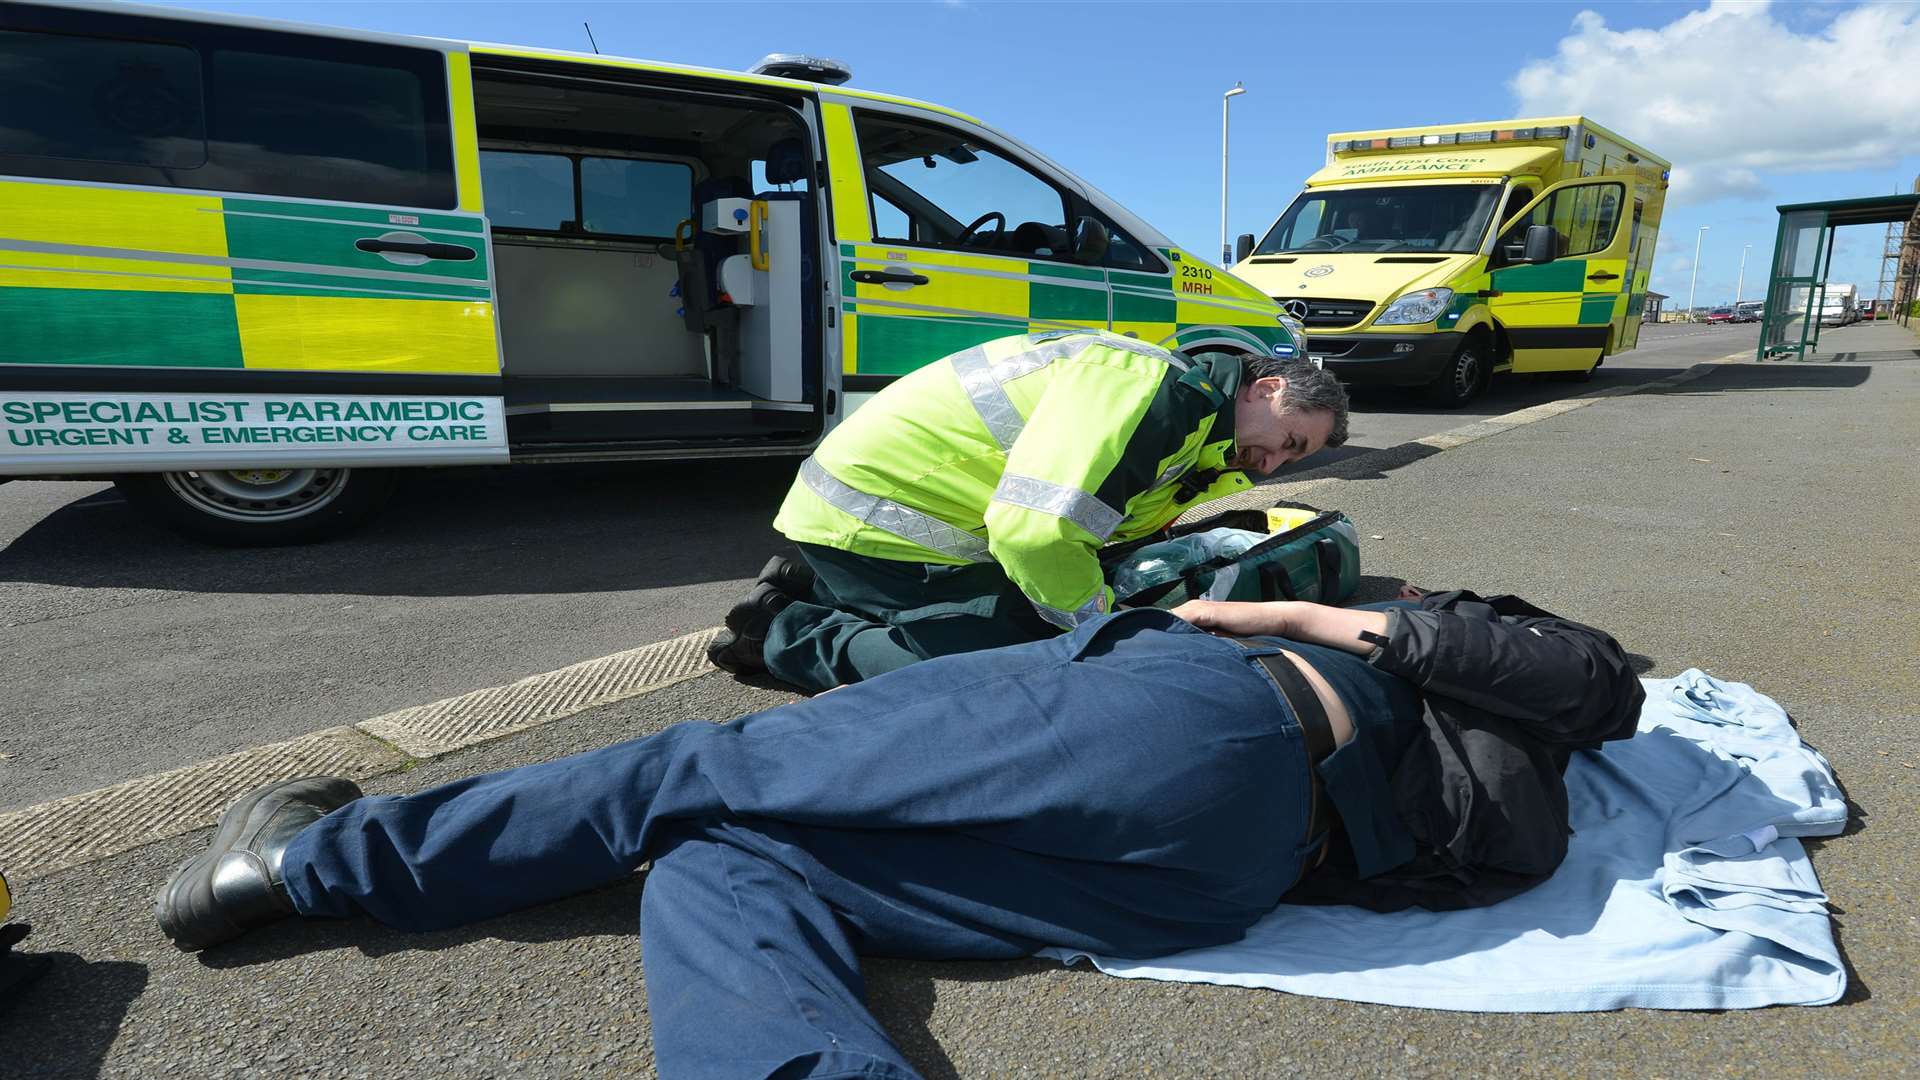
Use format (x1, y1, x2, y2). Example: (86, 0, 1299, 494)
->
(1169, 599, 1388, 655)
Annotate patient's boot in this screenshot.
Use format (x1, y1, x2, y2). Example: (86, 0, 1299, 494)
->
(154, 776, 362, 951)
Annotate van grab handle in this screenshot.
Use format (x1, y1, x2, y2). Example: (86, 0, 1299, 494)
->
(355, 235, 477, 262)
(850, 270, 930, 286)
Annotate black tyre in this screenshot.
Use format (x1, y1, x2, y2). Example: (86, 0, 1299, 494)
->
(115, 467, 397, 546)
(1422, 338, 1492, 408)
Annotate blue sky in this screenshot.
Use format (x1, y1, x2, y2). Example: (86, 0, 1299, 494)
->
(140, 0, 1920, 309)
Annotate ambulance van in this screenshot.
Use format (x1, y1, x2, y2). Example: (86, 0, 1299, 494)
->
(1230, 117, 1668, 406)
(0, 1, 1301, 543)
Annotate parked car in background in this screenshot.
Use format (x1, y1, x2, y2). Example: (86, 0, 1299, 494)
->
(1706, 307, 1735, 324)
(1819, 284, 1859, 327)
(1734, 301, 1764, 323)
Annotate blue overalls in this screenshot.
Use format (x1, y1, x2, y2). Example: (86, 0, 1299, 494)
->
(280, 610, 1317, 1079)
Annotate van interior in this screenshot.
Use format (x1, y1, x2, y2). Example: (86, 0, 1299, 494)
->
(472, 64, 824, 452)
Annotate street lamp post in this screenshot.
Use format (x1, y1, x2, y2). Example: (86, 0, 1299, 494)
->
(1687, 225, 1710, 321)
(1734, 243, 1751, 306)
(1220, 82, 1245, 266)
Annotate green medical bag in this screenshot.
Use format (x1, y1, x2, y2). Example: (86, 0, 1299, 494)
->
(1102, 503, 1362, 608)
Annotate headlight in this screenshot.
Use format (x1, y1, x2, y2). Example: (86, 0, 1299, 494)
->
(1374, 288, 1454, 326)
(1276, 314, 1309, 356)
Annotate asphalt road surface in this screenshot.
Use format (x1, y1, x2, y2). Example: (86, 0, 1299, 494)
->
(4, 320, 1912, 1078)
(0, 322, 1763, 808)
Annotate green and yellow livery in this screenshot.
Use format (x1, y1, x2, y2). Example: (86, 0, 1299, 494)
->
(0, 0, 1298, 542)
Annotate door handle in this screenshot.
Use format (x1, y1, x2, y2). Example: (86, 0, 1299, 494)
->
(850, 269, 930, 286)
(1586, 270, 1620, 281)
(355, 234, 478, 262)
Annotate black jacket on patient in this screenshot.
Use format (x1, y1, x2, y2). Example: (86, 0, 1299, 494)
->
(1286, 590, 1646, 912)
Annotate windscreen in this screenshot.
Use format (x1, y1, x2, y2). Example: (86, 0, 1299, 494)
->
(1255, 183, 1503, 255)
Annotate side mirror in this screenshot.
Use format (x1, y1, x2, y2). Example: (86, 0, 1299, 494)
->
(1070, 217, 1110, 265)
(1522, 224, 1558, 264)
(1234, 233, 1256, 264)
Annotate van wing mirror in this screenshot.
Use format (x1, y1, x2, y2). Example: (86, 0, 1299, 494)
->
(1234, 233, 1256, 263)
(1522, 224, 1558, 264)
(1071, 217, 1110, 265)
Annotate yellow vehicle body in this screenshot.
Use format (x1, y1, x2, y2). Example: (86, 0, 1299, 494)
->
(0, 1, 1296, 469)
(1231, 117, 1669, 405)
(0, 1, 1298, 541)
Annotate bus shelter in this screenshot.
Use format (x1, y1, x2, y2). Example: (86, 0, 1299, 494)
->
(1759, 192, 1920, 360)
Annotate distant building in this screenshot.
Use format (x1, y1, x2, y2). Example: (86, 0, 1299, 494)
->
(1644, 291, 1668, 323)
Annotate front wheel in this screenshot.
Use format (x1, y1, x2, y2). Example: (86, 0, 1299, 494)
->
(1421, 339, 1492, 408)
(115, 467, 397, 546)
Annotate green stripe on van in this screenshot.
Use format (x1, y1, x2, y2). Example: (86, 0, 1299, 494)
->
(1029, 281, 1106, 322)
(1578, 295, 1618, 325)
(855, 312, 1026, 375)
(231, 267, 491, 302)
(1492, 260, 1587, 293)
(1109, 270, 1172, 290)
(1028, 263, 1105, 283)
(0, 288, 243, 368)
(222, 204, 489, 283)
(222, 199, 486, 235)
(1172, 324, 1271, 353)
(1113, 289, 1176, 323)
(231, 281, 493, 303)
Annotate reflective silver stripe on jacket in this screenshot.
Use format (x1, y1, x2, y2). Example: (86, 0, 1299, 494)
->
(949, 344, 1025, 450)
(990, 472, 1124, 541)
(952, 332, 1190, 452)
(799, 457, 993, 563)
(1032, 588, 1111, 630)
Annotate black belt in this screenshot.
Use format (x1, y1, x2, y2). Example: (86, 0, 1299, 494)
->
(1230, 639, 1340, 874)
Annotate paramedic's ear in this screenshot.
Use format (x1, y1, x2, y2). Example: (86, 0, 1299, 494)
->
(1243, 376, 1284, 401)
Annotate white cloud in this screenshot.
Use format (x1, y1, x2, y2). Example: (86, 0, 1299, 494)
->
(1510, 1, 1920, 204)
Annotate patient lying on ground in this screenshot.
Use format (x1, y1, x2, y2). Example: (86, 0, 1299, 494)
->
(156, 588, 1642, 1079)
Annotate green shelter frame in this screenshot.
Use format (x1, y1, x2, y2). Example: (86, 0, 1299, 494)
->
(1758, 192, 1920, 361)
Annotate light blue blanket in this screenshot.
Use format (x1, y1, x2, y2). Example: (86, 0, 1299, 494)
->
(1043, 671, 1849, 1011)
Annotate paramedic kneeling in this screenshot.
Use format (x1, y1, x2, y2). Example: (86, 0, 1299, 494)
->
(156, 589, 1641, 1080)
(708, 329, 1350, 691)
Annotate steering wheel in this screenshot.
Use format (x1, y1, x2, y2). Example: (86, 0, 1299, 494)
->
(1298, 235, 1346, 251)
(954, 211, 1007, 249)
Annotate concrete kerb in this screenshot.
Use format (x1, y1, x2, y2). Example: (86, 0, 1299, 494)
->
(0, 628, 720, 881)
(0, 353, 1749, 884)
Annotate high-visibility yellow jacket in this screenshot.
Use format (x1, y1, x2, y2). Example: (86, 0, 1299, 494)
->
(773, 330, 1254, 629)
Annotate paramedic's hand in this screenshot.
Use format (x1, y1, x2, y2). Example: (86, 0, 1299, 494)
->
(1170, 599, 1300, 638)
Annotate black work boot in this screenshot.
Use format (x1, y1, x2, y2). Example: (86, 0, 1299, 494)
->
(755, 554, 817, 600)
(154, 776, 363, 951)
(706, 582, 794, 674)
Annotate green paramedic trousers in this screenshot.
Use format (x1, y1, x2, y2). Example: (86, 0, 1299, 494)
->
(763, 543, 1060, 692)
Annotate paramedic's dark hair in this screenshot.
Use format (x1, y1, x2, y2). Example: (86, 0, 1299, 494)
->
(1242, 356, 1350, 448)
